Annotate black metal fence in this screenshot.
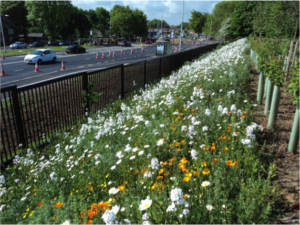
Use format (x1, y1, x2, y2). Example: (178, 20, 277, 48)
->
(0, 43, 218, 166)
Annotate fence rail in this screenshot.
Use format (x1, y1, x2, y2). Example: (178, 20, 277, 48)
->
(0, 43, 218, 166)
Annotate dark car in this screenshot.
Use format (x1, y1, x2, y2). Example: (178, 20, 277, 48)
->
(48, 40, 59, 46)
(59, 40, 70, 46)
(29, 41, 45, 47)
(65, 45, 86, 54)
(121, 40, 131, 47)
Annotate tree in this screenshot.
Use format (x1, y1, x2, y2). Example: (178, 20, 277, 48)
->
(189, 10, 207, 36)
(111, 5, 134, 38)
(95, 7, 110, 37)
(132, 9, 148, 36)
(26, 1, 73, 39)
(1, 1, 29, 41)
(230, 1, 259, 39)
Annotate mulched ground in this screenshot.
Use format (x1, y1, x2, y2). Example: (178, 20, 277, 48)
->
(248, 67, 299, 224)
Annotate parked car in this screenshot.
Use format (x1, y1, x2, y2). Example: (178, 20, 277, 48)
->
(59, 40, 70, 46)
(121, 40, 131, 47)
(145, 40, 152, 44)
(29, 41, 44, 47)
(65, 45, 86, 54)
(48, 40, 59, 46)
(24, 49, 57, 64)
(10, 41, 27, 49)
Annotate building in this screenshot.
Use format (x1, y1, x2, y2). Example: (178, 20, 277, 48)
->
(19, 33, 45, 43)
(0, 16, 19, 46)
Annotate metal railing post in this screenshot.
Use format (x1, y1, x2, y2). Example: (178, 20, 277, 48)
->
(121, 64, 124, 99)
(82, 72, 89, 117)
(144, 60, 146, 91)
(11, 85, 26, 147)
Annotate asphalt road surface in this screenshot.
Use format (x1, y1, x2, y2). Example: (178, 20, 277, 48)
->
(0, 43, 204, 88)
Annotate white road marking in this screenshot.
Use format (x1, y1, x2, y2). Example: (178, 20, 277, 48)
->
(14, 69, 24, 72)
(88, 64, 93, 66)
(85, 58, 90, 60)
(2, 61, 24, 65)
(78, 66, 84, 68)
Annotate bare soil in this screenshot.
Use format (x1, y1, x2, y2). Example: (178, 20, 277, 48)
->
(248, 67, 299, 224)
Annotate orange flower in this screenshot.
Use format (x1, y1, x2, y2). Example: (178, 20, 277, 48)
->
(241, 114, 245, 118)
(38, 202, 43, 206)
(54, 202, 63, 208)
(202, 168, 210, 175)
(118, 185, 125, 191)
(185, 173, 192, 178)
(223, 136, 227, 140)
(80, 209, 86, 219)
(180, 157, 188, 164)
(219, 136, 223, 140)
(171, 157, 176, 162)
(175, 142, 179, 147)
(98, 202, 109, 209)
(228, 111, 232, 115)
(178, 163, 186, 170)
(234, 161, 238, 165)
(212, 158, 218, 164)
(227, 129, 231, 133)
(81, 157, 85, 161)
(183, 195, 188, 199)
(211, 146, 216, 151)
(151, 183, 158, 190)
(135, 169, 139, 174)
(212, 143, 215, 146)
(193, 171, 200, 176)
(158, 183, 165, 189)
(169, 162, 173, 166)
(224, 147, 229, 152)
(177, 148, 181, 152)
(87, 219, 92, 224)
(181, 140, 186, 145)
(183, 177, 190, 182)
(227, 160, 233, 166)
(156, 176, 164, 180)
(165, 171, 170, 176)
(159, 169, 164, 174)
(162, 161, 167, 166)
(201, 162, 207, 167)
(236, 131, 240, 135)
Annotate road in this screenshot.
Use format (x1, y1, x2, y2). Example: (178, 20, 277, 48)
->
(0, 43, 203, 88)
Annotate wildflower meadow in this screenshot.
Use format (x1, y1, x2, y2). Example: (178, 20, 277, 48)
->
(0, 39, 278, 224)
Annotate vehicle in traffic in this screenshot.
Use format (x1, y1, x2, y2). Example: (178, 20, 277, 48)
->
(145, 40, 152, 44)
(59, 40, 70, 46)
(48, 40, 59, 46)
(121, 40, 131, 47)
(29, 41, 44, 47)
(24, 49, 57, 64)
(10, 41, 27, 49)
(65, 45, 86, 54)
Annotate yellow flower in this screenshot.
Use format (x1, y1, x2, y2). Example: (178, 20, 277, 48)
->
(185, 173, 192, 178)
(201, 162, 207, 167)
(159, 169, 164, 174)
(183, 177, 190, 182)
(202, 168, 210, 175)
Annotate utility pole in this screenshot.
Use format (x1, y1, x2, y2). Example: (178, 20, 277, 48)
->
(0, 11, 6, 53)
(161, 15, 163, 40)
(179, 0, 184, 52)
(209, 20, 212, 44)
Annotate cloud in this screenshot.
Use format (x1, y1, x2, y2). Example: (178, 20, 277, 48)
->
(71, 0, 222, 26)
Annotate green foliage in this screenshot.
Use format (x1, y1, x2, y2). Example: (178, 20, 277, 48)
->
(264, 56, 285, 87)
(81, 82, 102, 108)
(26, 1, 73, 39)
(188, 11, 207, 35)
(287, 58, 300, 105)
(94, 7, 110, 36)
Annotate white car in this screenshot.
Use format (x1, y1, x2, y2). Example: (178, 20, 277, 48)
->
(24, 49, 57, 64)
(10, 41, 27, 49)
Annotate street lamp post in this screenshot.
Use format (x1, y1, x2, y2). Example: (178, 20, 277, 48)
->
(161, 15, 163, 39)
(0, 11, 6, 53)
(179, 0, 184, 52)
(109, 1, 116, 41)
(209, 20, 212, 44)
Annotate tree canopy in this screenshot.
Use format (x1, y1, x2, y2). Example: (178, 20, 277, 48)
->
(189, 11, 207, 36)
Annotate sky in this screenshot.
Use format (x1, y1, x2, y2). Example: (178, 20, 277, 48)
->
(71, 0, 221, 26)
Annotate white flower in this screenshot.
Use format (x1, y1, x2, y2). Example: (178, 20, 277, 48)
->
(0, 175, 5, 185)
(61, 220, 70, 225)
(111, 165, 116, 170)
(230, 104, 237, 113)
(102, 210, 116, 224)
(182, 209, 189, 215)
(157, 139, 164, 146)
(124, 218, 131, 224)
(179, 214, 183, 218)
(116, 159, 122, 165)
(202, 126, 208, 132)
(112, 205, 120, 214)
(166, 202, 177, 212)
(171, 188, 183, 202)
(181, 126, 188, 132)
(108, 187, 120, 195)
(138, 150, 144, 155)
(15, 178, 20, 183)
(0, 204, 6, 212)
(159, 124, 165, 128)
(141, 221, 151, 225)
(222, 107, 228, 115)
(190, 149, 198, 160)
(222, 204, 226, 208)
(151, 158, 159, 170)
(206, 204, 214, 211)
(139, 198, 152, 211)
(129, 155, 136, 160)
(21, 196, 26, 201)
(121, 207, 125, 212)
(241, 139, 251, 145)
(205, 109, 211, 116)
(50, 172, 57, 181)
(142, 213, 149, 220)
(201, 181, 211, 187)
(144, 171, 152, 178)
(144, 145, 150, 148)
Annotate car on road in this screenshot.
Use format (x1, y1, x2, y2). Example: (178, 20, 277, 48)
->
(65, 45, 86, 54)
(10, 41, 27, 49)
(121, 40, 131, 47)
(48, 40, 59, 46)
(59, 40, 70, 46)
(29, 41, 45, 47)
(24, 49, 57, 64)
(145, 40, 152, 44)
